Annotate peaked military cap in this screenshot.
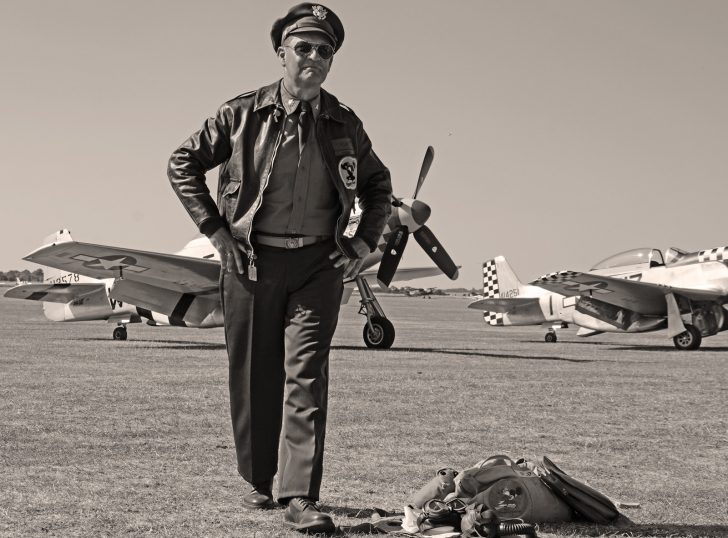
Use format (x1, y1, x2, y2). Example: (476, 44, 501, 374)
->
(271, 3, 345, 52)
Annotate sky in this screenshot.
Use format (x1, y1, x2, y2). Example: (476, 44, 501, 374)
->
(1, 0, 727, 289)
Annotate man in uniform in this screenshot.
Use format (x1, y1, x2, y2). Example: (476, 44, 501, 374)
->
(167, 3, 392, 533)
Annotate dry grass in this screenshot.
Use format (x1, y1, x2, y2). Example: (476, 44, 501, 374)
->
(0, 294, 726, 537)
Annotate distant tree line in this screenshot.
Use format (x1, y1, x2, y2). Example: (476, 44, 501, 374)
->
(0, 269, 44, 282)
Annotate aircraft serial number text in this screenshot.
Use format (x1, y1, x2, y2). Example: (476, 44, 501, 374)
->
(49, 274, 81, 284)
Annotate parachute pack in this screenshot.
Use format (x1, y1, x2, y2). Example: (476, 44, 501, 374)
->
(407, 454, 620, 527)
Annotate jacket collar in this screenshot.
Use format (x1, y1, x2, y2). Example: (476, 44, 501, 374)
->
(254, 79, 344, 122)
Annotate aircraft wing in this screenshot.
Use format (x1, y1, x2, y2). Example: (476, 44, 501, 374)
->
(3, 282, 105, 303)
(24, 241, 220, 294)
(357, 266, 447, 283)
(110, 279, 219, 326)
(531, 272, 725, 316)
(467, 297, 539, 312)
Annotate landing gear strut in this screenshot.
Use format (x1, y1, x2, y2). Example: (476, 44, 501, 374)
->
(545, 329, 557, 343)
(673, 324, 701, 350)
(356, 276, 395, 349)
(112, 325, 128, 341)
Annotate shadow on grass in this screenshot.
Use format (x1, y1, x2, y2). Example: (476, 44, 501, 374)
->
(540, 522, 728, 537)
(77, 337, 226, 350)
(611, 345, 728, 352)
(331, 345, 594, 363)
(524, 339, 728, 353)
(328, 511, 728, 537)
(320, 508, 728, 537)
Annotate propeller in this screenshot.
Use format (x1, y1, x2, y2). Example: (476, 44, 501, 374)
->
(413, 145, 434, 199)
(377, 147, 459, 287)
(413, 225, 459, 280)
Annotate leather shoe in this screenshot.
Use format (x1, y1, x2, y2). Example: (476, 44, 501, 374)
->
(242, 481, 274, 510)
(284, 497, 335, 533)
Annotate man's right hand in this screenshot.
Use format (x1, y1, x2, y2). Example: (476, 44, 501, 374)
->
(209, 227, 246, 273)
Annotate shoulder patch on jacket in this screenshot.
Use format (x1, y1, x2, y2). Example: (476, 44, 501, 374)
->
(338, 102, 353, 113)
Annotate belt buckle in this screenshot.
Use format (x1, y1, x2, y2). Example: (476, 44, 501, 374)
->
(285, 237, 302, 249)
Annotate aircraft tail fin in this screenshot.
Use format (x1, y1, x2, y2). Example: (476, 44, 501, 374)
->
(42, 229, 74, 247)
(481, 256, 525, 326)
(35, 229, 88, 284)
(482, 256, 524, 299)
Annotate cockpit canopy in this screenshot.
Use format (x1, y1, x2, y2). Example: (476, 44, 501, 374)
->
(590, 248, 664, 271)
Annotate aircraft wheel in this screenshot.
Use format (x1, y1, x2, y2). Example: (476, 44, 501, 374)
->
(113, 327, 128, 341)
(673, 324, 701, 350)
(363, 316, 395, 349)
(545, 332, 557, 343)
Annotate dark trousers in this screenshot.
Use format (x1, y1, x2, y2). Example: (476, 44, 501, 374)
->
(220, 240, 343, 501)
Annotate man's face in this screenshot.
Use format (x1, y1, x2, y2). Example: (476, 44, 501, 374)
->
(278, 32, 334, 89)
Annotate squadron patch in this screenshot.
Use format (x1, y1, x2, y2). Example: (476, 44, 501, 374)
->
(338, 156, 357, 190)
(312, 5, 328, 19)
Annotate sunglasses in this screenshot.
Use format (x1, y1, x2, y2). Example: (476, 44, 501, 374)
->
(285, 41, 335, 60)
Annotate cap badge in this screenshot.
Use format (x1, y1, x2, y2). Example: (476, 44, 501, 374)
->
(312, 5, 328, 20)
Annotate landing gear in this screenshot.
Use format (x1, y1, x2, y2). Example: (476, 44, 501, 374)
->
(112, 325, 128, 341)
(545, 330, 557, 343)
(356, 276, 395, 349)
(673, 324, 701, 350)
(363, 316, 395, 349)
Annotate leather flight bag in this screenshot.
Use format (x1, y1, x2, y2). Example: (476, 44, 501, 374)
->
(537, 456, 620, 524)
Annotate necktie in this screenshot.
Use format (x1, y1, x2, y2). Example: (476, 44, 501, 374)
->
(298, 100, 312, 154)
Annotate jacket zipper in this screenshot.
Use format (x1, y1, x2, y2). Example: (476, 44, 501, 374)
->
(244, 105, 286, 280)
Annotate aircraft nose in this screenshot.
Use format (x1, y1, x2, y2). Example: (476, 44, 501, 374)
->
(410, 199, 431, 225)
(395, 198, 431, 229)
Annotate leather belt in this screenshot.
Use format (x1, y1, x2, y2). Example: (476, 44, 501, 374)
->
(253, 234, 332, 249)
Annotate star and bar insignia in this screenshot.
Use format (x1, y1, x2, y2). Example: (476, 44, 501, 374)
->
(71, 254, 148, 273)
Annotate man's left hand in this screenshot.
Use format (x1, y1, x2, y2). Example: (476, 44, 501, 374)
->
(329, 237, 370, 280)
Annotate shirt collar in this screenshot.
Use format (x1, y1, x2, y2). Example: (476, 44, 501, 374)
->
(279, 81, 321, 118)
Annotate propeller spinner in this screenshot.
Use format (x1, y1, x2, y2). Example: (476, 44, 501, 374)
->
(377, 147, 459, 287)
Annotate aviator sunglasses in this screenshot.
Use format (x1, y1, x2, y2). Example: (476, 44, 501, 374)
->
(285, 41, 335, 60)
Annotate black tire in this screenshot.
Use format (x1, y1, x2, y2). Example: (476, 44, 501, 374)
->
(545, 332, 557, 343)
(363, 316, 395, 349)
(673, 324, 701, 350)
(113, 327, 127, 341)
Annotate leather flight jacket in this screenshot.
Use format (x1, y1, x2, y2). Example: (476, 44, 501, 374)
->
(168, 80, 392, 260)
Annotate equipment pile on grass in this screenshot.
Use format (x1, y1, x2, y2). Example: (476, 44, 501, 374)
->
(372, 454, 622, 537)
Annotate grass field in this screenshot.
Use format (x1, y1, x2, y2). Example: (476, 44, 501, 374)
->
(1, 294, 726, 538)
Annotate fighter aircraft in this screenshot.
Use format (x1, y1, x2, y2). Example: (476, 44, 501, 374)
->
(469, 247, 728, 350)
(5, 230, 146, 340)
(6, 148, 459, 349)
(530, 246, 728, 350)
(467, 256, 578, 342)
(404, 287, 438, 298)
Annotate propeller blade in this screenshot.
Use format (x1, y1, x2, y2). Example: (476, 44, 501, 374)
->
(376, 226, 409, 287)
(413, 146, 434, 199)
(413, 225, 459, 280)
